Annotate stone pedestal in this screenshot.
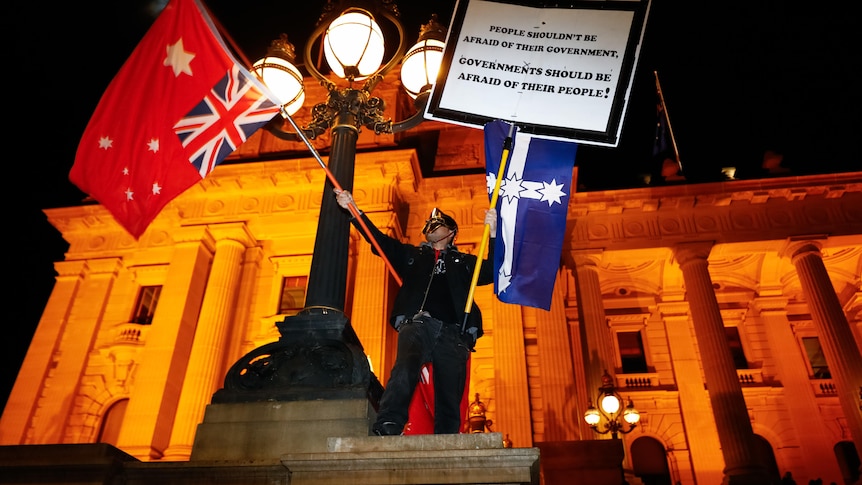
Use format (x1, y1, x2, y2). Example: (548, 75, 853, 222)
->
(190, 398, 378, 461)
(282, 433, 539, 485)
(188, 396, 540, 484)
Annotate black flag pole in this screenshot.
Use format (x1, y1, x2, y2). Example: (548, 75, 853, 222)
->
(206, 0, 404, 286)
(278, 107, 403, 287)
(461, 121, 516, 334)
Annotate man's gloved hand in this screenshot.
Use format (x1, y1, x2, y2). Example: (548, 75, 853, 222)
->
(464, 327, 478, 351)
(484, 208, 497, 236)
(334, 188, 354, 211)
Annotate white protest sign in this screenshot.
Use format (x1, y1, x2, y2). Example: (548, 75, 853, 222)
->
(426, 0, 651, 146)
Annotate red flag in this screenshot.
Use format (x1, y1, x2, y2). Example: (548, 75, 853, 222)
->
(70, 0, 280, 238)
(403, 361, 471, 435)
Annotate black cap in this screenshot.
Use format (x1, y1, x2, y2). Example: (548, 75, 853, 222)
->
(421, 208, 458, 235)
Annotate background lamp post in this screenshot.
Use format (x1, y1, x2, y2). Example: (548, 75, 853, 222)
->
(583, 371, 641, 439)
(216, 1, 447, 404)
(466, 393, 493, 433)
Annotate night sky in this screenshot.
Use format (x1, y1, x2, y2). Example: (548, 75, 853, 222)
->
(6, 0, 858, 411)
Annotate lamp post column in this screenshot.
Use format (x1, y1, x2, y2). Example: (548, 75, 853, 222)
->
(303, 100, 358, 313)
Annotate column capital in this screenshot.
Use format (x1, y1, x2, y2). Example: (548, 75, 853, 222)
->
(570, 248, 604, 267)
(844, 291, 862, 320)
(171, 225, 216, 250)
(656, 300, 690, 318)
(672, 241, 714, 267)
(780, 238, 824, 262)
(243, 246, 264, 266)
(749, 296, 790, 316)
(54, 260, 88, 278)
(206, 222, 256, 248)
(83, 257, 123, 276)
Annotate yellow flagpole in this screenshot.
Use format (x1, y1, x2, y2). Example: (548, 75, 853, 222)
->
(462, 121, 516, 332)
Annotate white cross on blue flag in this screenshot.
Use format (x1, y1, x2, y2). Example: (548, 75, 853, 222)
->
(484, 120, 577, 310)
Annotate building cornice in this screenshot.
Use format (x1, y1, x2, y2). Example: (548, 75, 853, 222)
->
(567, 172, 862, 252)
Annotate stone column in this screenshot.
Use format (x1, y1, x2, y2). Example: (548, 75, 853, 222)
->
(117, 226, 214, 459)
(27, 259, 121, 444)
(673, 242, 770, 485)
(573, 250, 615, 439)
(751, 294, 841, 480)
(846, 291, 862, 355)
(0, 260, 87, 444)
(659, 299, 724, 485)
(785, 241, 862, 451)
(491, 297, 532, 446)
(163, 224, 254, 460)
(223, 246, 263, 371)
(534, 269, 578, 441)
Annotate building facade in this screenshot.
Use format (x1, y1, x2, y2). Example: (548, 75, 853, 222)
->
(2, 75, 861, 485)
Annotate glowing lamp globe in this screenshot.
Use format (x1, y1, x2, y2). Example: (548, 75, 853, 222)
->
(252, 55, 306, 116)
(600, 393, 621, 415)
(400, 38, 444, 99)
(623, 400, 641, 425)
(323, 10, 384, 80)
(584, 405, 601, 426)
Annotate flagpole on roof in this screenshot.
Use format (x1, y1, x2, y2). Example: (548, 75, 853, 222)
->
(654, 71, 682, 172)
(280, 106, 403, 287)
(461, 121, 516, 334)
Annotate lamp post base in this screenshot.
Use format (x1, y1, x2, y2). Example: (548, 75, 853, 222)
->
(213, 309, 382, 406)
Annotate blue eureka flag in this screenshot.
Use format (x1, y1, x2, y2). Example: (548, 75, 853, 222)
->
(484, 120, 577, 310)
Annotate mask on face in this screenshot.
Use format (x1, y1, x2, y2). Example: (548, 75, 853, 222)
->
(421, 208, 458, 236)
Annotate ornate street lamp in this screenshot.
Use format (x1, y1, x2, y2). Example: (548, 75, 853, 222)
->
(215, 1, 446, 405)
(584, 370, 641, 439)
(252, 2, 445, 312)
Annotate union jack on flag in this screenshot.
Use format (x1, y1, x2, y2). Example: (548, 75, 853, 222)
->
(69, 0, 283, 239)
(175, 64, 280, 177)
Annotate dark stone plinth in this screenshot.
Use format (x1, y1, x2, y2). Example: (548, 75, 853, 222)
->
(213, 309, 382, 406)
(536, 440, 626, 485)
(0, 443, 138, 484)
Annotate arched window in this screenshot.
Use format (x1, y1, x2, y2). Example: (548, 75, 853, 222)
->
(835, 441, 860, 484)
(97, 399, 128, 446)
(630, 436, 672, 485)
(753, 434, 780, 483)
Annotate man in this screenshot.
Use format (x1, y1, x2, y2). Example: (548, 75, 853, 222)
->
(334, 189, 496, 435)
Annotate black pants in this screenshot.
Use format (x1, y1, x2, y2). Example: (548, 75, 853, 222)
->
(375, 313, 471, 434)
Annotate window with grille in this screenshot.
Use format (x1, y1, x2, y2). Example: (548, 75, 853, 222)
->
(618, 331, 648, 374)
(724, 326, 749, 369)
(132, 286, 162, 325)
(802, 336, 831, 379)
(279, 276, 308, 315)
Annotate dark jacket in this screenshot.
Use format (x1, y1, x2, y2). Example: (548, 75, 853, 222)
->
(351, 212, 495, 341)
